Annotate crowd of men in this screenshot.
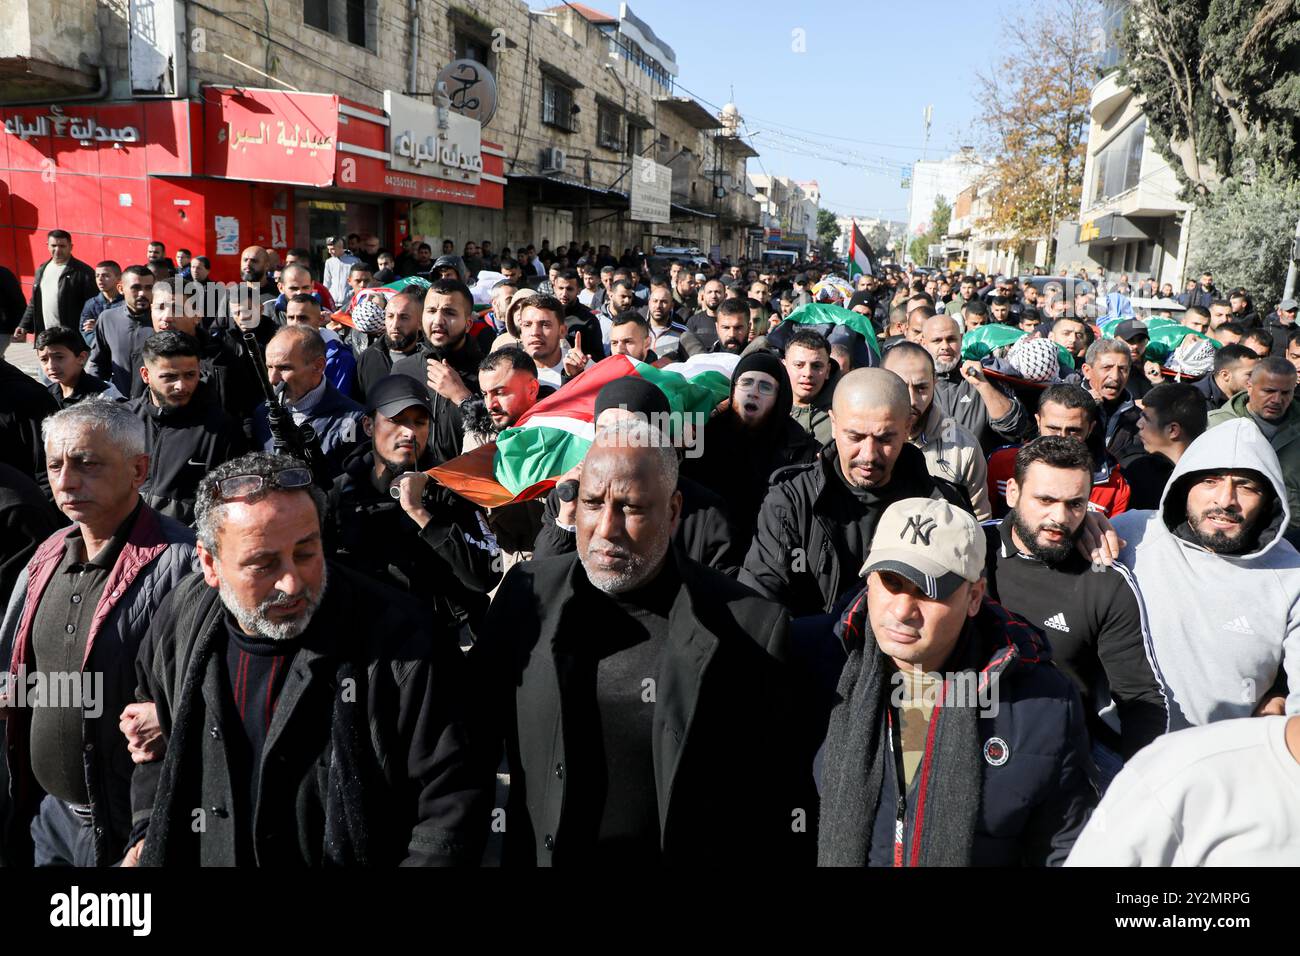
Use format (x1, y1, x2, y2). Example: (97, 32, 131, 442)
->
(0, 225, 1298, 867)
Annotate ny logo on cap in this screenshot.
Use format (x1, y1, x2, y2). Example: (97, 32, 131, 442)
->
(901, 514, 937, 545)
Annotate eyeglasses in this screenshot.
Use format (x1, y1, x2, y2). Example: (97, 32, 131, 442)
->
(215, 467, 313, 501)
(736, 376, 777, 395)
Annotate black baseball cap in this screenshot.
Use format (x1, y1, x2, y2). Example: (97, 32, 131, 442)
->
(367, 375, 432, 419)
(1114, 319, 1148, 342)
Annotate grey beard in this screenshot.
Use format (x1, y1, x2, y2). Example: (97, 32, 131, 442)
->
(934, 355, 960, 374)
(218, 562, 328, 641)
(581, 536, 667, 594)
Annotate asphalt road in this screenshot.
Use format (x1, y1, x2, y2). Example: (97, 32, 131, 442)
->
(1, 335, 44, 381)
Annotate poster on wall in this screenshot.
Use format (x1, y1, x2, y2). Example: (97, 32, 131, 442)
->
(629, 156, 671, 223)
(270, 215, 287, 249)
(214, 216, 240, 255)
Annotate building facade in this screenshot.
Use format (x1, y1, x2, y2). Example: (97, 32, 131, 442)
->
(750, 173, 818, 259)
(1069, 0, 1191, 284)
(1, 0, 761, 291)
(906, 148, 979, 245)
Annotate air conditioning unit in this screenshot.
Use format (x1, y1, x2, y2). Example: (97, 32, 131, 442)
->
(540, 147, 567, 174)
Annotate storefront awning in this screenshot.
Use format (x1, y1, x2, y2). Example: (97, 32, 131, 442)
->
(507, 173, 630, 208)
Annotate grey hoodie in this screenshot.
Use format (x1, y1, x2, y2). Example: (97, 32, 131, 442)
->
(1112, 418, 1300, 730)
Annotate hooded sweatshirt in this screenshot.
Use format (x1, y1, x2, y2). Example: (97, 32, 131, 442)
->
(1208, 389, 1300, 540)
(1111, 418, 1300, 730)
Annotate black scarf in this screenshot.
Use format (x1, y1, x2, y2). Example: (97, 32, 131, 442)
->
(818, 601, 983, 867)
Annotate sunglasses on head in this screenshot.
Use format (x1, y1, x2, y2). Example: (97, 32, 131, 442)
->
(215, 467, 313, 502)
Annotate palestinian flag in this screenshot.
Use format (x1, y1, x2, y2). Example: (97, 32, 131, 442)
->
(785, 302, 882, 359)
(427, 354, 733, 509)
(848, 220, 879, 279)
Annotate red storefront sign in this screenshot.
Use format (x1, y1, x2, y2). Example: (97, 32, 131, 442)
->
(0, 100, 192, 178)
(203, 88, 338, 187)
(335, 99, 504, 209)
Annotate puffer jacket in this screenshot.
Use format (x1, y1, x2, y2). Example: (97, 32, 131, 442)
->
(0, 503, 196, 866)
(816, 594, 1097, 866)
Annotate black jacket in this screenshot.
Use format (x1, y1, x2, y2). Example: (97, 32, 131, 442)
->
(215, 319, 278, 440)
(0, 463, 64, 606)
(128, 385, 247, 525)
(132, 566, 490, 866)
(17, 256, 97, 334)
(983, 518, 1167, 758)
(326, 446, 502, 632)
(819, 596, 1097, 866)
(47, 371, 118, 409)
(563, 302, 606, 360)
(1122, 451, 1175, 510)
(195, 331, 260, 427)
(532, 474, 746, 576)
(681, 378, 821, 551)
(390, 337, 484, 466)
(89, 302, 154, 396)
(739, 442, 972, 618)
(355, 337, 420, 406)
(0, 265, 26, 334)
(1265, 316, 1296, 357)
(1192, 372, 1229, 411)
(0, 356, 58, 496)
(471, 550, 817, 866)
(1097, 395, 1144, 467)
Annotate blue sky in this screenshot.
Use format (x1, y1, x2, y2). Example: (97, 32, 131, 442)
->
(533, 0, 1012, 222)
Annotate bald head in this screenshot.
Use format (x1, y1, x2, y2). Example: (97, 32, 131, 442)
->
(832, 367, 912, 421)
(831, 368, 913, 490)
(921, 314, 963, 373)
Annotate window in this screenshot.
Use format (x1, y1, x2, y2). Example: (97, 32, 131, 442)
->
(1090, 118, 1146, 205)
(542, 75, 576, 132)
(304, 0, 329, 31)
(345, 0, 366, 46)
(455, 29, 492, 69)
(626, 124, 644, 159)
(597, 104, 621, 151)
(1099, 0, 1126, 72)
(302, 0, 373, 51)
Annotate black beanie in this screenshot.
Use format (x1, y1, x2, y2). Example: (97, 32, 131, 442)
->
(732, 350, 785, 389)
(848, 290, 872, 310)
(594, 376, 670, 419)
(731, 350, 794, 426)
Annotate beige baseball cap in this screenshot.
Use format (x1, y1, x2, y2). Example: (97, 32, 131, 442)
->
(860, 497, 986, 599)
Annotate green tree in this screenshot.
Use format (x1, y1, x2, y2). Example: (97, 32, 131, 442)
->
(975, 0, 1093, 254)
(1187, 168, 1300, 310)
(1119, 0, 1300, 198)
(931, 195, 952, 238)
(816, 208, 840, 258)
(908, 195, 952, 265)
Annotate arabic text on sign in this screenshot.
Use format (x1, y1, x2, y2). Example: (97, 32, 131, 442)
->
(3, 104, 140, 145)
(227, 120, 335, 155)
